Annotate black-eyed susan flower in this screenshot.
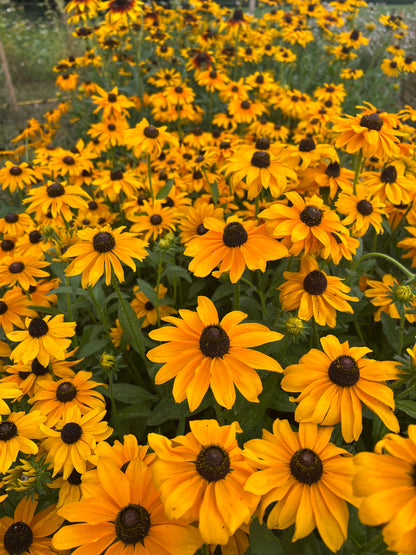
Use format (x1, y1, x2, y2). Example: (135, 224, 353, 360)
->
(90, 433, 154, 469)
(124, 117, 179, 159)
(7, 314, 76, 367)
(64, 225, 148, 287)
(184, 216, 289, 283)
(40, 405, 111, 479)
(92, 166, 142, 203)
(28, 370, 106, 427)
(335, 185, 387, 237)
(353, 425, 416, 553)
(281, 335, 401, 443)
(147, 296, 283, 411)
(128, 200, 179, 242)
(0, 496, 63, 555)
(0, 286, 37, 334)
(332, 103, 402, 160)
(361, 160, 416, 205)
(278, 255, 358, 327)
(24, 180, 91, 222)
(52, 457, 203, 554)
(0, 382, 21, 416)
(0, 410, 45, 474)
(364, 274, 416, 322)
(0, 253, 50, 290)
(260, 192, 349, 258)
(244, 419, 357, 553)
(179, 201, 224, 244)
(91, 85, 135, 118)
(0, 161, 40, 193)
(148, 419, 259, 545)
(0, 211, 34, 237)
(131, 284, 176, 327)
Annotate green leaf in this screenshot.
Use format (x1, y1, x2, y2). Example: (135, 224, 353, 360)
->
(396, 400, 416, 419)
(117, 301, 145, 358)
(210, 179, 219, 205)
(77, 338, 109, 358)
(249, 518, 285, 555)
(162, 264, 192, 284)
(147, 396, 189, 426)
(118, 405, 151, 420)
(380, 312, 398, 350)
(156, 178, 174, 199)
(112, 383, 156, 405)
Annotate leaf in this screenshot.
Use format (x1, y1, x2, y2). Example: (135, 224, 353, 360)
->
(156, 178, 174, 199)
(117, 301, 145, 358)
(147, 396, 189, 426)
(396, 400, 416, 419)
(77, 338, 109, 358)
(112, 383, 156, 405)
(380, 312, 399, 350)
(118, 405, 152, 420)
(249, 518, 285, 555)
(210, 179, 219, 205)
(162, 264, 192, 284)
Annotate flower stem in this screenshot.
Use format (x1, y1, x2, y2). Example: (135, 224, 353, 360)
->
(108, 369, 123, 440)
(233, 281, 240, 311)
(353, 252, 414, 280)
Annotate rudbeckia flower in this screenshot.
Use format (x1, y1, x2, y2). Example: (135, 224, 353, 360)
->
(278, 255, 358, 327)
(64, 225, 148, 287)
(0, 161, 40, 193)
(184, 216, 289, 283)
(244, 419, 357, 553)
(130, 284, 177, 327)
(24, 180, 91, 222)
(52, 457, 203, 554)
(0, 253, 50, 290)
(40, 405, 112, 479)
(0, 286, 37, 334)
(353, 425, 416, 553)
(281, 335, 401, 442)
(0, 410, 45, 474)
(147, 296, 283, 411)
(124, 117, 179, 159)
(364, 274, 416, 322)
(148, 419, 260, 545)
(0, 497, 63, 555)
(7, 314, 76, 367)
(335, 185, 387, 237)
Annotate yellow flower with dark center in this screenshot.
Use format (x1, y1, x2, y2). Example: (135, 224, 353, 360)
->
(0, 286, 37, 334)
(0, 161, 40, 193)
(361, 160, 416, 205)
(332, 102, 402, 160)
(0, 497, 63, 555)
(124, 117, 179, 159)
(0, 382, 21, 416)
(52, 457, 203, 554)
(353, 425, 416, 553)
(7, 314, 76, 367)
(0, 410, 45, 474)
(299, 160, 354, 198)
(148, 419, 260, 545)
(335, 185, 387, 237)
(185, 216, 289, 283)
(147, 296, 283, 411)
(364, 274, 416, 322)
(227, 98, 265, 124)
(260, 192, 349, 258)
(179, 202, 224, 244)
(128, 200, 179, 242)
(64, 225, 148, 287)
(131, 284, 177, 327)
(40, 405, 112, 479)
(87, 115, 130, 147)
(244, 419, 357, 553)
(0, 211, 34, 237)
(0, 253, 50, 290)
(90, 433, 155, 469)
(92, 167, 142, 203)
(91, 85, 135, 118)
(28, 370, 106, 427)
(278, 255, 358, 327)
(282, 335, 401, 442)
(24, 180, 91, 222)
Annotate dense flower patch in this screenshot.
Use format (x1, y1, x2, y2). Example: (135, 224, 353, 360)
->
(1, 0, 416, 552)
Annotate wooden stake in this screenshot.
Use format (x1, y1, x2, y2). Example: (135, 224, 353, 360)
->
(0, 40, 18, 113)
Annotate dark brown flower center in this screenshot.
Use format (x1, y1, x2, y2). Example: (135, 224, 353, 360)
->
(240, 100, 250, 110)
(0, 301, 7, 315)
(300, 205, 323, 226)
(61, 422, 82, 444)
(5, 213, 19, 224)
(92, 231, 115, 252)
(174, 86, 183, 94)
(150, 214, 162, 225)
(31, 358, 49, 376)
(199, 325, 230, 358)
(222, 222, 248, 247)
(89, 201, 98, 210)
(255, 137, 270, 150)
(325, 161, 340, 177)
(197, 223, 207, 235)
(56, 382, 77, 402)
(251, 151, 270, 168)
(115, 504, 151, 545)
(328, 355, 360, 387)
(380, 165, 397, 183)
(29, 230, 42, 244)
(67, 468, 82, 485)
(111, 169, 124, 180)
(9, 262, 24, 274)
(356, 199, 373, 215)
(9, 166, 22, 176)
(350, 29, 359, 40)
(303, 270, 328, 295)
(4, 521, 33, 555)
(1, 239, 15, 252)
(28, 318, 49, 338)
(108, 124, 116, 131)
(63, 155, 75, 166)
(144, 126, 159, 139)
(359, 112, 383, 131)
(299, 137, 316, 152)
(144, 301, 154, 311)
(290, 448, 323, 484)
(195, 445, 231, 481)
(47, 183, 65, 197)
(108, 93, 117, 102)
(0, 421, 18, 441)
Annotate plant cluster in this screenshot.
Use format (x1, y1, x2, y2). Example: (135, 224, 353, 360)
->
(1, 0, 416, 553)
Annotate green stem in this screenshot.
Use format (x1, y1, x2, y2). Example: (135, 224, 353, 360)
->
(214, 399, 224, 425)
(312, 319, 320, 348)
(352, 252, 414, 280)
(233, 281, 240, 311)
(108, 370, 123, 439)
